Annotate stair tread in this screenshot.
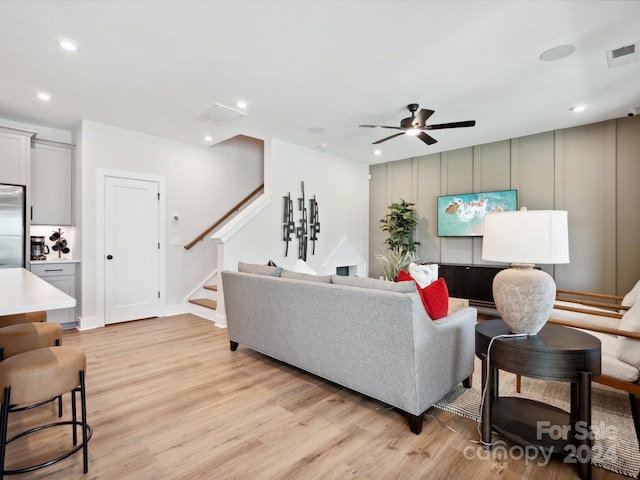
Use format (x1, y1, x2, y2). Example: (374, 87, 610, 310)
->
(189, 298, 217, 310)
(203, 284, 218, 291)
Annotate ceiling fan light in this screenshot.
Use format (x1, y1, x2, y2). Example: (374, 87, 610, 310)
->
(405, 128, 421, 136)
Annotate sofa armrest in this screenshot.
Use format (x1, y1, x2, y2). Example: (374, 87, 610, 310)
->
(548, 317, 640, 340)
(555, 288, 629, 313)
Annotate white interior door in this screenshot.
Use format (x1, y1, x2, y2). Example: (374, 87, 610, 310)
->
(104, 176, 160, 324)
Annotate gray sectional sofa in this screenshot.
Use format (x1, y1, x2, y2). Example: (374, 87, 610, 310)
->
(221, 263, 477, 433)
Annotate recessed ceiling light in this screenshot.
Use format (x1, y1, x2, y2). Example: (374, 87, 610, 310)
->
(374, 149, 382, 156)
(307, 127, 324, 134)
(58, 38, 78, 52)
(236, 100, 248, 109)
(36, 92, 51, 101)
(540, 44, 576, 61)
(570, 105, 587, 112)
(204, 135, 213, 142)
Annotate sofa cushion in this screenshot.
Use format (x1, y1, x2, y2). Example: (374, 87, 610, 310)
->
(238, 261, 283, 277)
(622, 279, 640, 308)
(331, 274, 417, 294)
(397, 270, 449, 320)
(616, 301, 640, 368)
(281, 270, 332, 283)
(588, 330, 640, 382)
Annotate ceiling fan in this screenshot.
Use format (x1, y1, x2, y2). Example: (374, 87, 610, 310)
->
(359, 103, 476, 145)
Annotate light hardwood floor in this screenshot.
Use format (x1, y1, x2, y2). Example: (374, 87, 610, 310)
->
(4, 314, 629, 479)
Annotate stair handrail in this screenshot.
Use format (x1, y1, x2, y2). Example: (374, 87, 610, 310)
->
(184, 183, 264, 250)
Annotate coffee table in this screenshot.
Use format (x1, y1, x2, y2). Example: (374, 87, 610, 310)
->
(476, 319, 601, 480)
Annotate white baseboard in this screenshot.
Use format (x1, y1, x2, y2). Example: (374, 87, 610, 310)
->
(78, 315, 102, 330)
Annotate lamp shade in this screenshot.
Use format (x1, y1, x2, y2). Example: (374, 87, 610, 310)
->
(482, 210, 569, 265)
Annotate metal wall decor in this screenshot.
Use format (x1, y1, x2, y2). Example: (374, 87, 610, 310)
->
(282, 181, 320, 260)
(296, 182, 308, 260)
(282, 192, 295, 256)
(309, 195, 320, 255)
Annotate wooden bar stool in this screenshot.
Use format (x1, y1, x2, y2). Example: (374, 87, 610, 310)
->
(0, 322, 64, 415)
(0, 311, 47, 329)
(0, 322, 62, 361)
(0, 346, 92, 476)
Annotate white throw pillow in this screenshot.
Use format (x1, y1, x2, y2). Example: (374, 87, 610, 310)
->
(622, 279, 640, 308)
(408, 263, 439, 288)
(616, 300, 640, 368)
(294, 258, 317, 275)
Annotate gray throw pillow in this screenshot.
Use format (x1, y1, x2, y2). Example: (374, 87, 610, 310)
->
(238, 261, 283, 277)
(281, 270, 333, 283)
(331, 275, 417, 293)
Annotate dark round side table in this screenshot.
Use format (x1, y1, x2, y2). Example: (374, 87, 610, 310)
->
(476, 319, 601, 480)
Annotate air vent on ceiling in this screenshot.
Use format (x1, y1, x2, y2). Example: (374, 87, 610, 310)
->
(606, 42, 639, 69)
(193, 103, 246, 126)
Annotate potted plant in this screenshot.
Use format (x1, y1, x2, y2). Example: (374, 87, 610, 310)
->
(379, 199, 420, 254)
(374, 246, 417, 282)
(376, 200, 420, 280)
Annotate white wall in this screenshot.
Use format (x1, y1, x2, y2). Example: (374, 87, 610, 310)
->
(77, 121, 263, 327)
(222, 139, 370, 276)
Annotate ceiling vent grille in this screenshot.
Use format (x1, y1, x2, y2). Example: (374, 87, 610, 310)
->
(606, 42, 639, 69)
(193, 103, 246, 126)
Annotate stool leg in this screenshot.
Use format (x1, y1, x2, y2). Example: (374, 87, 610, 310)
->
(71, 387, 77, 446)
(1, 387, 11, 478)
(80, 370, 88, 474)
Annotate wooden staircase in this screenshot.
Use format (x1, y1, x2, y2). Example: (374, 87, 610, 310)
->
(188, 284, 218, 321)
(184, 182, 266, 326)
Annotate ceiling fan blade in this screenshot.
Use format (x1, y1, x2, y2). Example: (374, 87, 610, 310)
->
(416, 132, 438, 145)
(372, 132, 406, 144)
(426, 120, 476, 130)
(359, 124, 404, 130)
(413, 109, 435, 127)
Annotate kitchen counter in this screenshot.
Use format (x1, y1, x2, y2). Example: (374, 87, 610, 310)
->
(30, 259, 81, 264)
(0, 267, 76, 315)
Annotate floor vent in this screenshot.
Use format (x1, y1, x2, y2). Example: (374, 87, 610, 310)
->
(606, 42, 639, 69)
(193, 103, 246, 126)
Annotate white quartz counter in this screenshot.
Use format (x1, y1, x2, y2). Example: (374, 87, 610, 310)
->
(0, 268, 76, 315)
(29, 259, 81, 264)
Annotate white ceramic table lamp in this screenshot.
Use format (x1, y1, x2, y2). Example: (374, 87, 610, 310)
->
(482, 209, 569, 334)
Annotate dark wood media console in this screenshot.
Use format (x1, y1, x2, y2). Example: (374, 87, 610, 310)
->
(438, 263, 509, 308)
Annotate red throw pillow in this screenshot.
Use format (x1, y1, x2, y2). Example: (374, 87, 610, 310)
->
(396, 269, 415, 284)
(421, 277, 449, 320)
(397, 270, 449, 320)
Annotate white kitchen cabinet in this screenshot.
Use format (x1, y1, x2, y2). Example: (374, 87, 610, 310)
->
(30, 261, 78, 327)
(31, 139, 74, 225)
(0, 126, 35, 185)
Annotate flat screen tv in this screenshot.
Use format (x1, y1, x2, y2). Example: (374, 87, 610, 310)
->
(437, 189, 518, 237)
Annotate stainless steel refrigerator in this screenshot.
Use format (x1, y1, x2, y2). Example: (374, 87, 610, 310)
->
(0, 183, 26, 268)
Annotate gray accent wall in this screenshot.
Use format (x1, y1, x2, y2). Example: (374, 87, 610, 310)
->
(370, 116, 640, 296)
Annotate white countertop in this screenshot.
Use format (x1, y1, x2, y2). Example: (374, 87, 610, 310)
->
(0, 268, 76, 315)
(30, 259, 81, 264)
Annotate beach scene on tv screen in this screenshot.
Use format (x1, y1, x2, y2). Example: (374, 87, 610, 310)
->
(437, 190, 517, 236)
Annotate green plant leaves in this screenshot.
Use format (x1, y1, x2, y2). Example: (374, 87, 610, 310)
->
(379, 199, 420, 255)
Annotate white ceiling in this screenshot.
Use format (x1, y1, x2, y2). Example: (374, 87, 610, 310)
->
(1, 0, 639, 165)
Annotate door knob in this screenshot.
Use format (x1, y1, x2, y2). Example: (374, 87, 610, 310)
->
(106, 255, 113, 260)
